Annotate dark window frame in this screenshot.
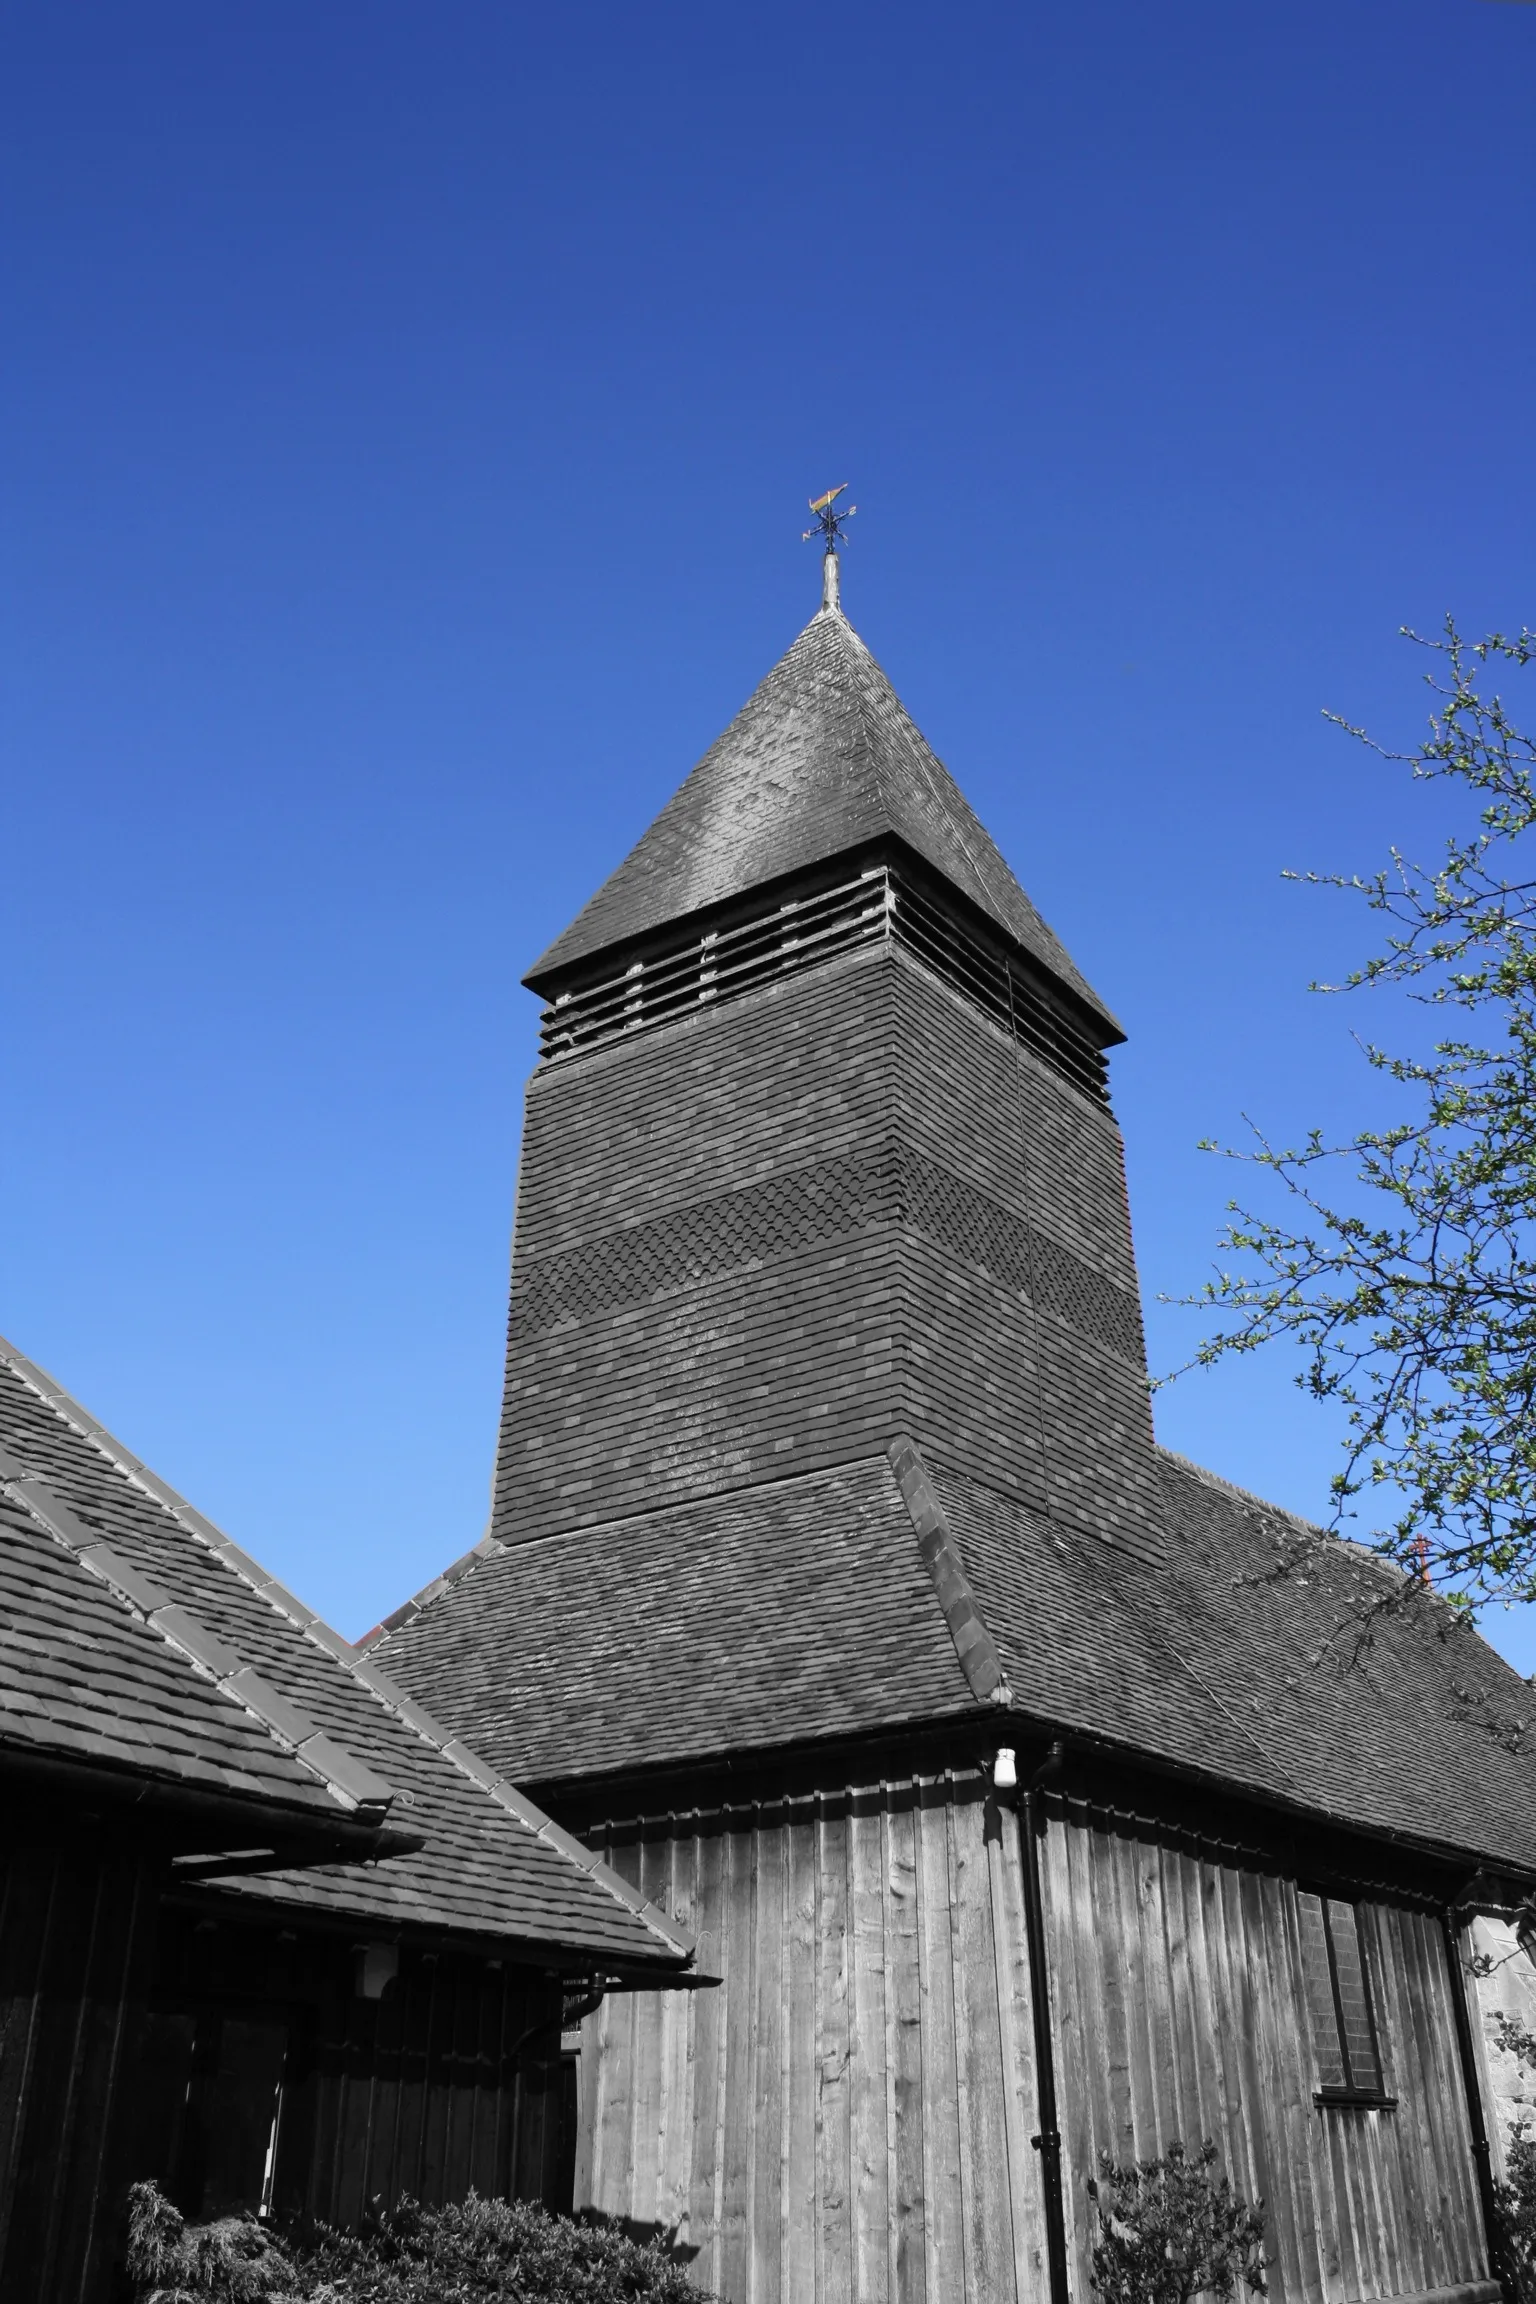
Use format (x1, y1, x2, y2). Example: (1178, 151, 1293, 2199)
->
(1299, 1890, 1397, 2110)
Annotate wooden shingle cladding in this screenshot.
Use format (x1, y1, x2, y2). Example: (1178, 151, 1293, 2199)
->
(0, 1482, 391, 1842)
(491, 942, 1160, 1566)
(376, 1459, 983, 1781)
(375, 1440, 1536, 1889)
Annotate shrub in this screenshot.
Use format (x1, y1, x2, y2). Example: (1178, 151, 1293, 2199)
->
(124, 2183, 299, 2303)
(302, 2192, 709, 2304)
(1087, 2140, 1269, 2304)
(125, 2183, 717, 2304)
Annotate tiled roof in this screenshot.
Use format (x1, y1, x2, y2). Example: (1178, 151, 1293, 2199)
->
(367, 1459, 982, 1784)
(1135, 1455, 1536, 1866)
(372, 1443, 1536, 1878)
(527, 603, 1119, 1037)
(0, 1483, 350, 1821)
(0, 1340, 694, 1973)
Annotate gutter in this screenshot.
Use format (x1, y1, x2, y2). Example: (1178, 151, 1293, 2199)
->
(1000, 1736, 1072, 2304)
(992, 1713, 1536, 1906)
(0, 1745, 414, 1867)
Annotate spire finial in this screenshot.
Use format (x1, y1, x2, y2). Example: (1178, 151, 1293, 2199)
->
(803, 485, 855, 614)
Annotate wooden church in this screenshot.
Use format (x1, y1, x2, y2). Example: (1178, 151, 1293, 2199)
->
(367, 530, 1536, 2304)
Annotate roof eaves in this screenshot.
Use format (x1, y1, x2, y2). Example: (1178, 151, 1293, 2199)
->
(0, 1336, 695, 1970)
(346, 1647, 698, 1965)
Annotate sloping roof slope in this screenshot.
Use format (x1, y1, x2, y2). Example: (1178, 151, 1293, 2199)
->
(528, 603, 1119, 1036)
(367, 1460, 980, 1786)
(946, 1457, 1536, 1866)
(372, 1444, 1536, 1878)
(0, 1340, 693, 1972)
(0, 1484, 348, 1821)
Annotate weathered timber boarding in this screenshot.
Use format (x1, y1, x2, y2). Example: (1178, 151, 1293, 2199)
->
(0, 1842, 581, 2299)
(1043, 1811, 1487, 2304)
(152, 1906, 577, 2229)
(576, 1775, 1049, 2304)
(565, 1777, 1495, 2304)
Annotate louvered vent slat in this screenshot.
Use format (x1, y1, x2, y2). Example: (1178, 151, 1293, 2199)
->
(537, 865, 1110, 1105)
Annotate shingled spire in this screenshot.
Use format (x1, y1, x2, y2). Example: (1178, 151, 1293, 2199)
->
(527, 572, 1120, 1043)
(465, 544, 1164, 1593)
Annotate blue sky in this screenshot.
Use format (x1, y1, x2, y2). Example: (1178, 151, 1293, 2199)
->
(4, 1, 1534, 1655)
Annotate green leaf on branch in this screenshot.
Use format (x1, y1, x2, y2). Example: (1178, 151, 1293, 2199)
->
(1173, 621, 1536, 1613)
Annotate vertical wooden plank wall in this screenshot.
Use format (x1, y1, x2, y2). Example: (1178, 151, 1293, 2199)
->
(0, 1844, 160, 2304)
(1042, 1811, 1489, 2304)
(582, 1790, 1492, 2304)
(579, 1775, 1048, 2304)
(272, 1948, 569, 2226)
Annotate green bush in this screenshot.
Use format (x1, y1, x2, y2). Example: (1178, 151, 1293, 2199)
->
(125, 2183, 298, 2304)
(125, 2182, 717, 2304)
(1087, 2140, 1269, 2304)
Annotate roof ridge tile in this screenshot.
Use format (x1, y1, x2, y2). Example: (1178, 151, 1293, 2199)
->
(3, 1459, 396, 1819)
(886, 1434, 1012, 1707)
(358, 1531, 503, 1651)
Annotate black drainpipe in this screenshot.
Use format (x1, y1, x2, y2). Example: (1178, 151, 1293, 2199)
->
(1015, 1738, 1072, 2304)
(1440, 1903, 1513, 2304)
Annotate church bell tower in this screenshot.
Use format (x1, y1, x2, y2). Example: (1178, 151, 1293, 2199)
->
(366, 524, 1518, 2304)
(492, 536, 1162, 1573)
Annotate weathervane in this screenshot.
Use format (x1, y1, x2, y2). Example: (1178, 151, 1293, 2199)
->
(804, 485, 856, 613)
(802, 484, 856, 551)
